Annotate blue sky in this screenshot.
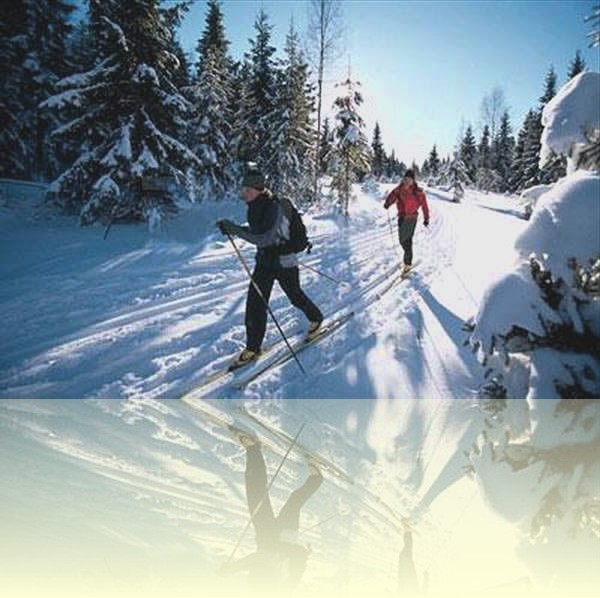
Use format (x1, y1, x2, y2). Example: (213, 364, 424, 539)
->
(178, 0, 599, 165)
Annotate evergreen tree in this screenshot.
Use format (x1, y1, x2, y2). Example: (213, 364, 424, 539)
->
(371, 122, 386, 179)
(459, 125, 477, 183)
(427, 144, 441, 181)
(244, 9, 278, 170)
(475, 125, 495, 191)
(230, 59, 254, 164)
(187, 48, 232, 201)
(265, 19, 315, 203)
(478, 125, 491, 170)
(509, 111, 532, 192)
(0, 0, 76, 180)
(330, 74, 371, 216)
(0, 0, 30, 178)
(567, 49, 586, 79)
(43, 0, 201, 225)
(520, 109, 544, 189)
(448, 152, 469, 202)
(539, 65, 557, 106)
(492, 111, 515, 191)
(195, 0, 230, 75)
(66, 14, 96, 74)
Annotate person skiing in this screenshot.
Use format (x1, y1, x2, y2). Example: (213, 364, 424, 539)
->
(383, 169, 430, 275)
(216, 164, 323, 368)
(221, 428, 323, 591)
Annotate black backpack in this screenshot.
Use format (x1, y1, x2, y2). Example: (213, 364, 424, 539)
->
(276, 196, 312, 254)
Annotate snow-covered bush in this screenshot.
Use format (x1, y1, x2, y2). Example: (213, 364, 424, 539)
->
(517, 183, 554, 220)
(360, 174, 381, 196)
(469, 72, 600, 400)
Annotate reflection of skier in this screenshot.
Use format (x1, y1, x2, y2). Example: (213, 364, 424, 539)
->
(398, 531, 421, 595)
(222, 429, 323, 591)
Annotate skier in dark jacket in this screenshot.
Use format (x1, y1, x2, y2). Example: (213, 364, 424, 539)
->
(221, 429, 323, 591)
(217, 165, 323, 367)
(384, 169, 430, 275)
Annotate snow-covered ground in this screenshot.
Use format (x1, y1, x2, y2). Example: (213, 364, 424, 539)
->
(2, 186, 598, 598)
(0, 184, 527, 400)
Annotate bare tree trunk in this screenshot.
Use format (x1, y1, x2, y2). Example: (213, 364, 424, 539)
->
(306, 0, 344, 203)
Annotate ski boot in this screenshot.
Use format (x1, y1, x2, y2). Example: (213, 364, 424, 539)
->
(230, 348, 259, 370)
(307, 320, 323, 341)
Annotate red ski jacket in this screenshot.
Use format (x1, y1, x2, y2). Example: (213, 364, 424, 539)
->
(384, 183, 430, 221)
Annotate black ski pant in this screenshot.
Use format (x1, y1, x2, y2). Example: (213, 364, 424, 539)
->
(245, 444, 323, 549)
(397, 216, 418, 266)
(245, 264, 323, 353)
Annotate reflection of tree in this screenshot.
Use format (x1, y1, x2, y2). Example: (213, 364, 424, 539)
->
(469, 399, 600, 590)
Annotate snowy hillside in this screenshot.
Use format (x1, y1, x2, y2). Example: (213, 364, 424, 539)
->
(1, 184, 526, 400)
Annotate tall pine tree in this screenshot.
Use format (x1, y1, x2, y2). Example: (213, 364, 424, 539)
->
(195, 0, 230, 75)
(187, 48, 233, 201)
(427, 144, 441, 181)
(371, 122, 386, 180)
(265, 19, 315, 202)
(0, 1, 30, 178)
(492, 111, 515, 191)
(242, 9, 278, 171)
(567, 49, 586, 79)
(459, 125, 477, 184)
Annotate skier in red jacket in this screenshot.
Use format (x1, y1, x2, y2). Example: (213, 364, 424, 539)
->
(383, 170, 430, 275)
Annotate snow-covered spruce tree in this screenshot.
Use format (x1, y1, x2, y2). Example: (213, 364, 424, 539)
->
(240, 9, 278, 172)
(568, 49, 586, 80)
(426, 144, 440, 185)
(0, 1, 30, 178)
(230, 59, 254, 166)
(459, 124, 477, 184)
(509, 109, 535, 192)
(371, 122, 386, 180)
(187, 48, 232, 201)
(448, 152, 469, 202)
(329, 74, 371, 217)
(475, 125, 499, 192)
(491, 110, 515, 191)
(477, 125, 491, 170)
(516, 108, 544, 190)
(469, 71, 600, 401)
(195, 0, 230, 76)
(0, 0, 75, 180)
(420, 158, 430, 181)
(43, 0, 200, 226)
(264, 20, 315, 203)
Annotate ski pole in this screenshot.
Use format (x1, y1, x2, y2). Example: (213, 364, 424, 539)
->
(299, 512, 340, 536)
(224, 231, 305, 375)
(227, 422, 306, 563)
(299, 261, 348, 285)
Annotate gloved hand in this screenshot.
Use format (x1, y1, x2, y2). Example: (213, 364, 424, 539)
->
(216, 219, 237, 235)
(423, 219, 430, 227)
